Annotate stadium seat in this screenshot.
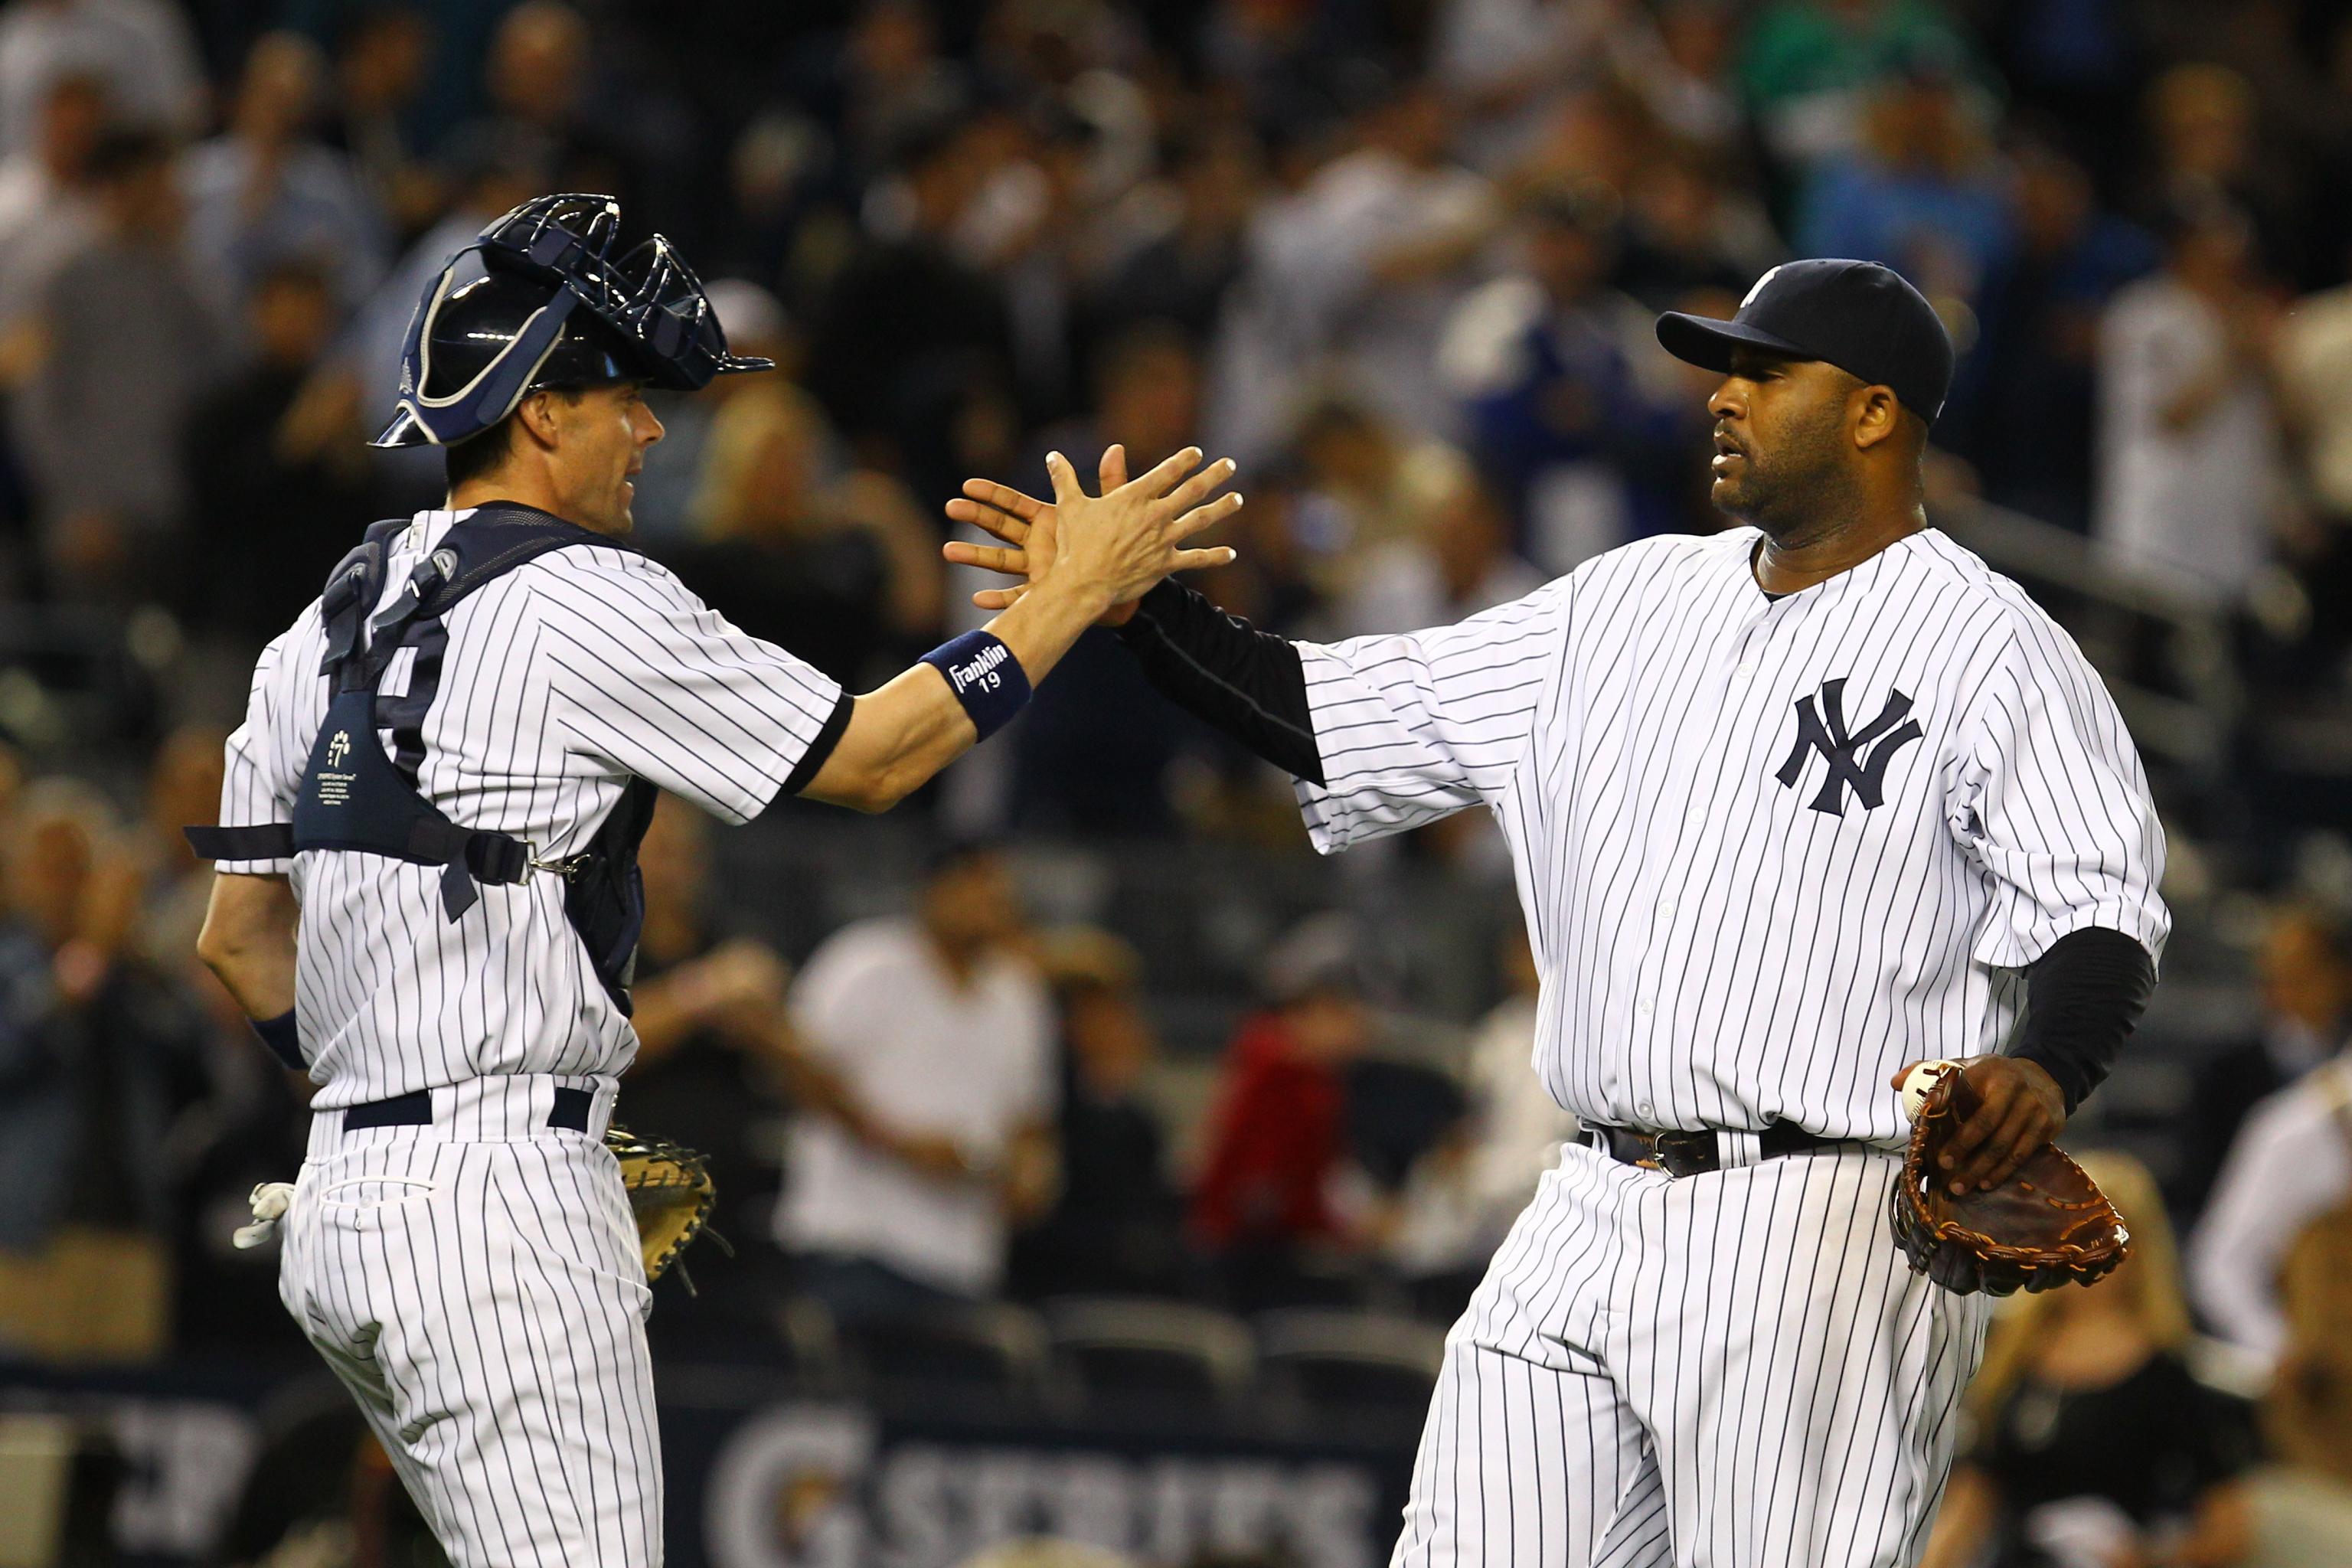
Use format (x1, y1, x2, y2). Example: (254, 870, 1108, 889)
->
(1044, 1297, 1256, 1425)
(835, 1299, 1051, 1410)
(1255, 1308, 1446, 1439)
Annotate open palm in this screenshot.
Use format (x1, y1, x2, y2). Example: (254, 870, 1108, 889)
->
(942, 445, 1239, 625)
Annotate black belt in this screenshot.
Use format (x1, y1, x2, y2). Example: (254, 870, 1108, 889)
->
(1582, 1119, 1857, 1178)
(343, 1086, 593, 1133)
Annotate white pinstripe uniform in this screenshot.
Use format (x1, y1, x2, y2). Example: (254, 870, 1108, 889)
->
(215, 508, 846, 1566)
(1292, 525, 2168, 1567)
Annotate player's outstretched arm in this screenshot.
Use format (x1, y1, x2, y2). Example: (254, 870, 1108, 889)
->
(945, 446, 1325, 784)
(799, 446, 1240, 812)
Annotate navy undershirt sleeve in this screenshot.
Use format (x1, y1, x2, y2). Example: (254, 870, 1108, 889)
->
(1114, 579, 1324, 785)
(2010, 926, 2158, 1112)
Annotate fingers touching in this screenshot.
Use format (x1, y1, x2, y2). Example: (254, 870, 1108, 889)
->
(942, 541, 1028, 574)
(945, 446, 1241, 596)
(1124, 444, 1205, 500)
(945, 494, 1034, 545)
(959, 479, 1047, 526)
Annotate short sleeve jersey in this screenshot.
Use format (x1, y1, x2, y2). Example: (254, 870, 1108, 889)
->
(214, 509, 847, 1105)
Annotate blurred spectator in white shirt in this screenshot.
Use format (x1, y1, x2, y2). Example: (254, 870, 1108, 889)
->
(180, 32, 389, 321)
(2169, 903, 2352, 1220)
(778, 845, 1058, 1321)
(13, 126, 218, 603)
(2192, 1057, 2351, 1370)
(2094, 200, 2287, 609)
(1387, 922, 1575, 1319)
(0, 69, 100, 342)
(2269, 252, 2352, 684)
(1211, 83, 1500, 459)
(0, 0, 201, 157)
(1430, 0, 1610, 172)
(1610, 0, 1746, 160)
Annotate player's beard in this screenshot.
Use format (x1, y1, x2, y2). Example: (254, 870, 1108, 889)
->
(1710, 397, 1863, 542)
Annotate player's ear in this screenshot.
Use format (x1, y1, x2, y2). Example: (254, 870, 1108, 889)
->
(1851, 385, 1902, 451)
(514, 389, 563, 452)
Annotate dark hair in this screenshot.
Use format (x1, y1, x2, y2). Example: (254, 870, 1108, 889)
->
(443, 385, 590, 488)
(443, 420, 517, 488)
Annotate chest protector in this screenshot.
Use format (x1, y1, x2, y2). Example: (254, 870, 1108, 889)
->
(187, 505, 658, 1014)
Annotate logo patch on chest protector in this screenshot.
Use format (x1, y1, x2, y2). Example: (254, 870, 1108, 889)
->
(1774, 678, 1923, 815)
(316, 730, 357, 806)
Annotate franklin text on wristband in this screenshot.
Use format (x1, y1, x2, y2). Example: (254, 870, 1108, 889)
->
(920, 630, 1033, 741)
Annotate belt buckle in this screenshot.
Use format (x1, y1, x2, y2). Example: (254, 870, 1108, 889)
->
(1632, 1130, 1668, 1175)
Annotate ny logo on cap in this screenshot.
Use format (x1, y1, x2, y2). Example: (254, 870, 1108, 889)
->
(1774, 678, 1922, 815)
(1740, 266, 1783, 309)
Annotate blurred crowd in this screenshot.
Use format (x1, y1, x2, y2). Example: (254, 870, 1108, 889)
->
(5, 1, 2352, 1565)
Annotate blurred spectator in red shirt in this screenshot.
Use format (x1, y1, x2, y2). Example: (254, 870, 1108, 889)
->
(1189, 914, 1378, 1309)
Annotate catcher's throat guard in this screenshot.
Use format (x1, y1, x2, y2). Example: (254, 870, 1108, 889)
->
(374, 192, 773, 449)
(1890, 1065, 2131, 1297)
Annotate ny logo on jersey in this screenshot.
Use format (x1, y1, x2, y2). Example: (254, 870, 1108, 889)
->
(1774, 678, 1923, 815)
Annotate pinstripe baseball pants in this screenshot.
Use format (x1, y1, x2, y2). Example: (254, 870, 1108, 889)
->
(277, 1076, 662, 1567)
(1393, 1141, 1990, 1568)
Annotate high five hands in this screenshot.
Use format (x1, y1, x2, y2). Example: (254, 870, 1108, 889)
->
(943, 444, 1242, 624)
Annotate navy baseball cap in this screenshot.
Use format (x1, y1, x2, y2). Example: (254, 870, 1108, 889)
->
(1656, 259, 1955, 422)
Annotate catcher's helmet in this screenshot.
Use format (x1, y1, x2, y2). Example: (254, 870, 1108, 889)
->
(371, 193, 773, 449)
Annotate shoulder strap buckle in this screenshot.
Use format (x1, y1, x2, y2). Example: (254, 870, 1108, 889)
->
(523, 844, 591, 882)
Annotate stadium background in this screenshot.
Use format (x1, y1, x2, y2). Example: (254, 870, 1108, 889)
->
(2, 0, 2350, 1563)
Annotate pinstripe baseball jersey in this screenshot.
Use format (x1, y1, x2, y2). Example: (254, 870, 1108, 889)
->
(215, 507, 846, 1107)
(1294, 524, 2168, 1144)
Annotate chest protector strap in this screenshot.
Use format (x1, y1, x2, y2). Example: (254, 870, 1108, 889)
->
(185, 506, 658, 1013)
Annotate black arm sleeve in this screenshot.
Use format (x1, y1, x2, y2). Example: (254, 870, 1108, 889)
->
(1113, 579, 1325, 785)
(2008, 926, 2158, 1113)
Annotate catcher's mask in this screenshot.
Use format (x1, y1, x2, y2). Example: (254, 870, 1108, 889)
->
(371, 192, 773, 449)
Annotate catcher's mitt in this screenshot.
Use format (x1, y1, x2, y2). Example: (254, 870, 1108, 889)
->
(606, 1125, 726, 1289)
(1888, 1064, 2130, 1297)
